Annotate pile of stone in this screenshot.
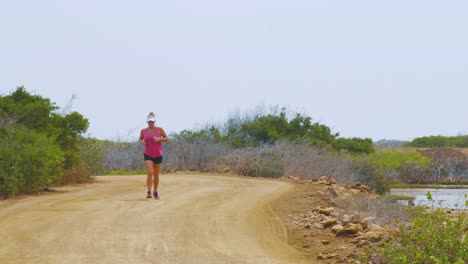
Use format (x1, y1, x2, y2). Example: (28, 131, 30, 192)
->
(296, 206, 390, 244)
(284, 176, 393, 261)
(317, 207, 388, 243)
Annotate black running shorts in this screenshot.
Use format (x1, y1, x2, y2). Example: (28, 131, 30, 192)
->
(144, 154, 163, 164)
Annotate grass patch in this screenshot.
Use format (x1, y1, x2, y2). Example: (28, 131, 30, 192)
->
(433, 179, 468, 185)
(390, 183, 468, 189)
(384, 194, 414, 201)
(106, 168, 147, 175)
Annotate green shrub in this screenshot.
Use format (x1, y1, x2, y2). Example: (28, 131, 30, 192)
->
(405, 135, 468, 148)
(179, 106, 374, 153)
(79, 137, 105, 175)
(0, 127, 64, 197)
(0, 87, 92, 197)
(1, 87, 89, 169)
(353, 160, 389, 194)
(352, 149, 434, 184)
(379, 209, 467, 263)
(369, 149, 432, 171)
(334, 137, 375, 154)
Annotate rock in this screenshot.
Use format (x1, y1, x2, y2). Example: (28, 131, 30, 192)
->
(342, 214, 352, 225)
(347, 253, 359, 262)
(356, 240, 370, 247)
(309, 214, 319, 220)
(321, 240, 330, 245)
(317, 253, 339, 260)
(354, 224, 387, 243)
(303, 245, 310, 248)
(304, 224, 311, 229)
(312, 223, 323, 229)
(363, 216, 376, 223)
(331, 224, 344, 234)
(330, 177, 337, 184)
(336, 223, 360, 237)
(318, 207, 334, 216)
(359, 220, 368, 231)
(327, 187, 339, 198)
(359, 185, 370, 192)
(354, 182, 362, 187)
(222, 167, 230, 173)
(321, 218, 337, 228)
(368, 224, 386, 232)
(348, 188, 362, 195)
(366, 225, 387, 242)
(318, 176, 328, 184)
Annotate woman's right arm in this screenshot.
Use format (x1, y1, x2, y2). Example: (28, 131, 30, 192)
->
(139, 129, 145, 145)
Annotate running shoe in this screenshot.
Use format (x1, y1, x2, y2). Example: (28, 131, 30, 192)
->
(153, 191, 160, 200)
(146, 191, 152, 198)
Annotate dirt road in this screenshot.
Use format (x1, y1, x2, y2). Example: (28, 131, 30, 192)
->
(0, 174, 307, 264)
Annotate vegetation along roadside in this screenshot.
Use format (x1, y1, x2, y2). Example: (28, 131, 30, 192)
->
(1, 87, 466, 263)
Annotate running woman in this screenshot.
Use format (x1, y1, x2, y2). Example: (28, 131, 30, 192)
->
(139, 112, 169, 199)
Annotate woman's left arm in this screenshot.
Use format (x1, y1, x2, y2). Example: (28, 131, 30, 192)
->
(159, 128, 170, 142)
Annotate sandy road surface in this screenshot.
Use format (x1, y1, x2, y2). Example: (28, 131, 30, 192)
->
(0, 174, 307, 264)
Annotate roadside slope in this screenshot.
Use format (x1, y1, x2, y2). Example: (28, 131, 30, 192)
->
(0, 174, 306, 264)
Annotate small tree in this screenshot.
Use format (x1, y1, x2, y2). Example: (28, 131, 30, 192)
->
(419, 148, 468, 182)
(352, 160, 389, 194)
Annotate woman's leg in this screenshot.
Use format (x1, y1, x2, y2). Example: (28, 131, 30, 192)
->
(145, 160, 154, 192)
(152, 163, 161, 193)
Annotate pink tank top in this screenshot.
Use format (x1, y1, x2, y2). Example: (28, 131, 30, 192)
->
(144, 127, 163, 158)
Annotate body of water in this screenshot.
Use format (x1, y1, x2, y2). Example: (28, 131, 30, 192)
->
(391, 187, 468, 209)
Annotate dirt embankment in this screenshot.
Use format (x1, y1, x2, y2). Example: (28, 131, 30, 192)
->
(272, 177, 392, 263)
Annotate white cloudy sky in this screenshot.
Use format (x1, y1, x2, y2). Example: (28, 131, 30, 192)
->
(1, 0, 467, 141)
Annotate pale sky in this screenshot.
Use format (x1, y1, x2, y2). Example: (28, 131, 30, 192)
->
(1, 1, 467, 141)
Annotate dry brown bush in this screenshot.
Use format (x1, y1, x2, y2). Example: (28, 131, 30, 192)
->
(418, 148, 468, 181)
(163, 136, 230, 172)
(100, 141, 144, 172)
(210, 143, 357, 183)
(60, 162, 94, 185)
(333, 194, 415, 227)
(215, 145, 283, 177)
(281, 143, 355, 184)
